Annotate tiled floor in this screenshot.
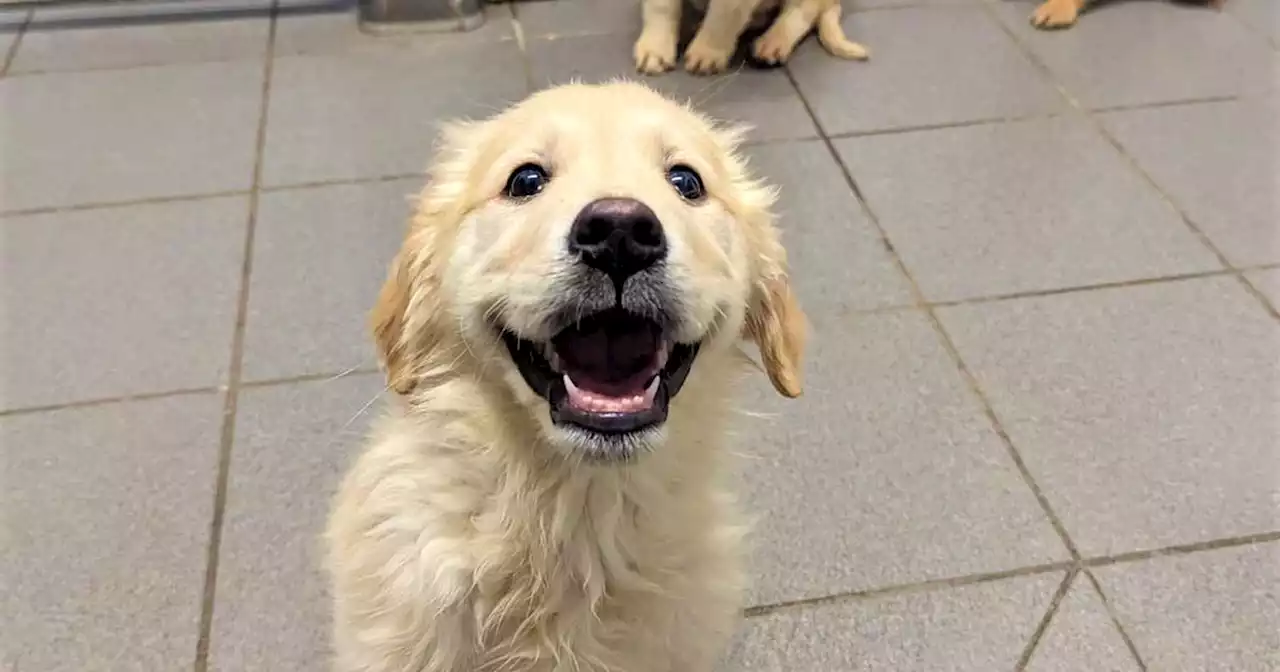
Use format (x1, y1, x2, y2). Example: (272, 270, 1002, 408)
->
(1, 0, 1276, 670)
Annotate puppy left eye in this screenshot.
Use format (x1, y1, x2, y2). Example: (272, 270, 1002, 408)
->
(666, 165, 705, 201)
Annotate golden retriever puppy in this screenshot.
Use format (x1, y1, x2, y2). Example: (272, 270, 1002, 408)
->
(636, 0, 868, 75)
(1031, 0, 1226, 30)
(325, 81, 806, 672)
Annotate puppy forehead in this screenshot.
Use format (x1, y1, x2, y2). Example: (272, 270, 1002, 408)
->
(497, 84, 723, 160)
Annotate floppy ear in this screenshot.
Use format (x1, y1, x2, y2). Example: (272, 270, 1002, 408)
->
(370, 250, 417, 395)
(370, 122, 481, 395)
(745, 272, 807, 398)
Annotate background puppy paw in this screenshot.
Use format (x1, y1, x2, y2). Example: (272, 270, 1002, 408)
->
(683, 40, 733, 75)
(634, 33, 678, 74)
(1030, 0, 1079, 29)
(751, 31, 797, 65)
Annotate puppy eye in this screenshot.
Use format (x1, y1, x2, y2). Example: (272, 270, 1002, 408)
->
(505, 163, 549, 199)
(666, 165, 705, 201)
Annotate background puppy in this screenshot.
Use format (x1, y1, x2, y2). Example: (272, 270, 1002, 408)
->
(1031, 0, 1226, 30)
(636, 0, 868, 75)
(326, 82, 806, 672)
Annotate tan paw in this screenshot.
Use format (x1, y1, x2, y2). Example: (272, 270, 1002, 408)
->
(634, 32, 677, 75)
(1030, 0, 1079, 29)
(751, 31, 798, 65)
(683, 39, 733, 75)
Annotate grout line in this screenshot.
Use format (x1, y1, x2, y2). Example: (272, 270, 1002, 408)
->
(780, 63, 1084, 561)
(192, 3, 277, 668)
(1083, 530, 1280, 569)
(239, 365, 382, 388)
(1081, 568, 1150, 671)
(1013, 568, 1077, 671)
(1231, 272, 1280, 321)
(0, 385, 221, 418)
(1091, 93, 1242, 115)
(0, 367, 382, 419)
(975, 0, 1280, 323)
(0, 188, 251, 218)
(262, 170, 427, 193)
(0, 173, 425, 219)
(928, 265, 1278, 310)
(741, 531, 1280, 618)
(1, 8, 32, 76)
(505, 0, 534, 93)
(824, 109, 1065, 142)
(743, 561, 1075, 618)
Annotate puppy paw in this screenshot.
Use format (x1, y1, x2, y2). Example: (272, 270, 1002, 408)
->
(634, 32, 678, 75)
(751, 31, 796, 65)
(683, 39, 733, 75)
(1030, 0, 1079, 29)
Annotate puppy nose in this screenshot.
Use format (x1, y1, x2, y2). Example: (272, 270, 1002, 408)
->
(568, 198, 667, 283)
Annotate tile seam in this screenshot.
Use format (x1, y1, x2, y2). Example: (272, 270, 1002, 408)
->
(1013, 568, 1078, 671)
(1, 8, 33, 76)
(1081, 568, 1150, 671)
(192, 4, 278, 668)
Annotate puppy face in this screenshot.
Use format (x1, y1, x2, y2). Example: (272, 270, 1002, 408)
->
(373, 82, 805, 461)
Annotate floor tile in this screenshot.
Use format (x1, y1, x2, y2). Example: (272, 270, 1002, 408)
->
(788, 6, 1061, 135)
(734, 310, 1066, 607)
(242, 179, 419, 381)
(0, 394, 222, 672)
(991, 0, 1273, 109)
(11, 11, 269, 74)
(1101, 98, 1279, 267)
(937, 277, 1280, 557)
(209, 373, 386, 671)
(1244, 268, 1280, 310)
(526, 33, 817, 143)
(835, 115, 1220, 301)
(0, 61, 262, 211)
(273, 4, 514, 57)
(722, 572, 1061, 671)
(1227, 0, 1279, 44)
(744, 140, 912, 313)
(1094, 543, 1280, 672)
(0, 197, 246, 410)
(262, 40, 527, 187)
(1025, 578, 1137, 672)
(515, 0, 636, 38)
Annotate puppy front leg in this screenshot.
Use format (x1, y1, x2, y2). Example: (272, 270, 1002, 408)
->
(685, 0, 765, 75)
(635, 0, 682, 74)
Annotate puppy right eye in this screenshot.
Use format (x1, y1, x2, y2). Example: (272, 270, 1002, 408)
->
(505, 164, 549, 199)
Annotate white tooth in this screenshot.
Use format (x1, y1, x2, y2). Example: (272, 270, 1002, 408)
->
(548, 351, 562, 372)
(643, 377, 660, 403)
(657, 343, 670, 369)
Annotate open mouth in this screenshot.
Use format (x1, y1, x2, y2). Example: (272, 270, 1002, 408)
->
(500, 308, 700, 437)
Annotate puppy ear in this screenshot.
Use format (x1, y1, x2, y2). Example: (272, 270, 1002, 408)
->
(370, 122, 481, 395)
(370, 251, 417, 395)
(746, 273, 807, 398)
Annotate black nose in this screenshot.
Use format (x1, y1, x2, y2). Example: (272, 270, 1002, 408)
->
(567, 198, 667, 284)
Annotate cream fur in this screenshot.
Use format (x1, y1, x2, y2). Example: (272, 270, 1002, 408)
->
(325, 82, 806, 672)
